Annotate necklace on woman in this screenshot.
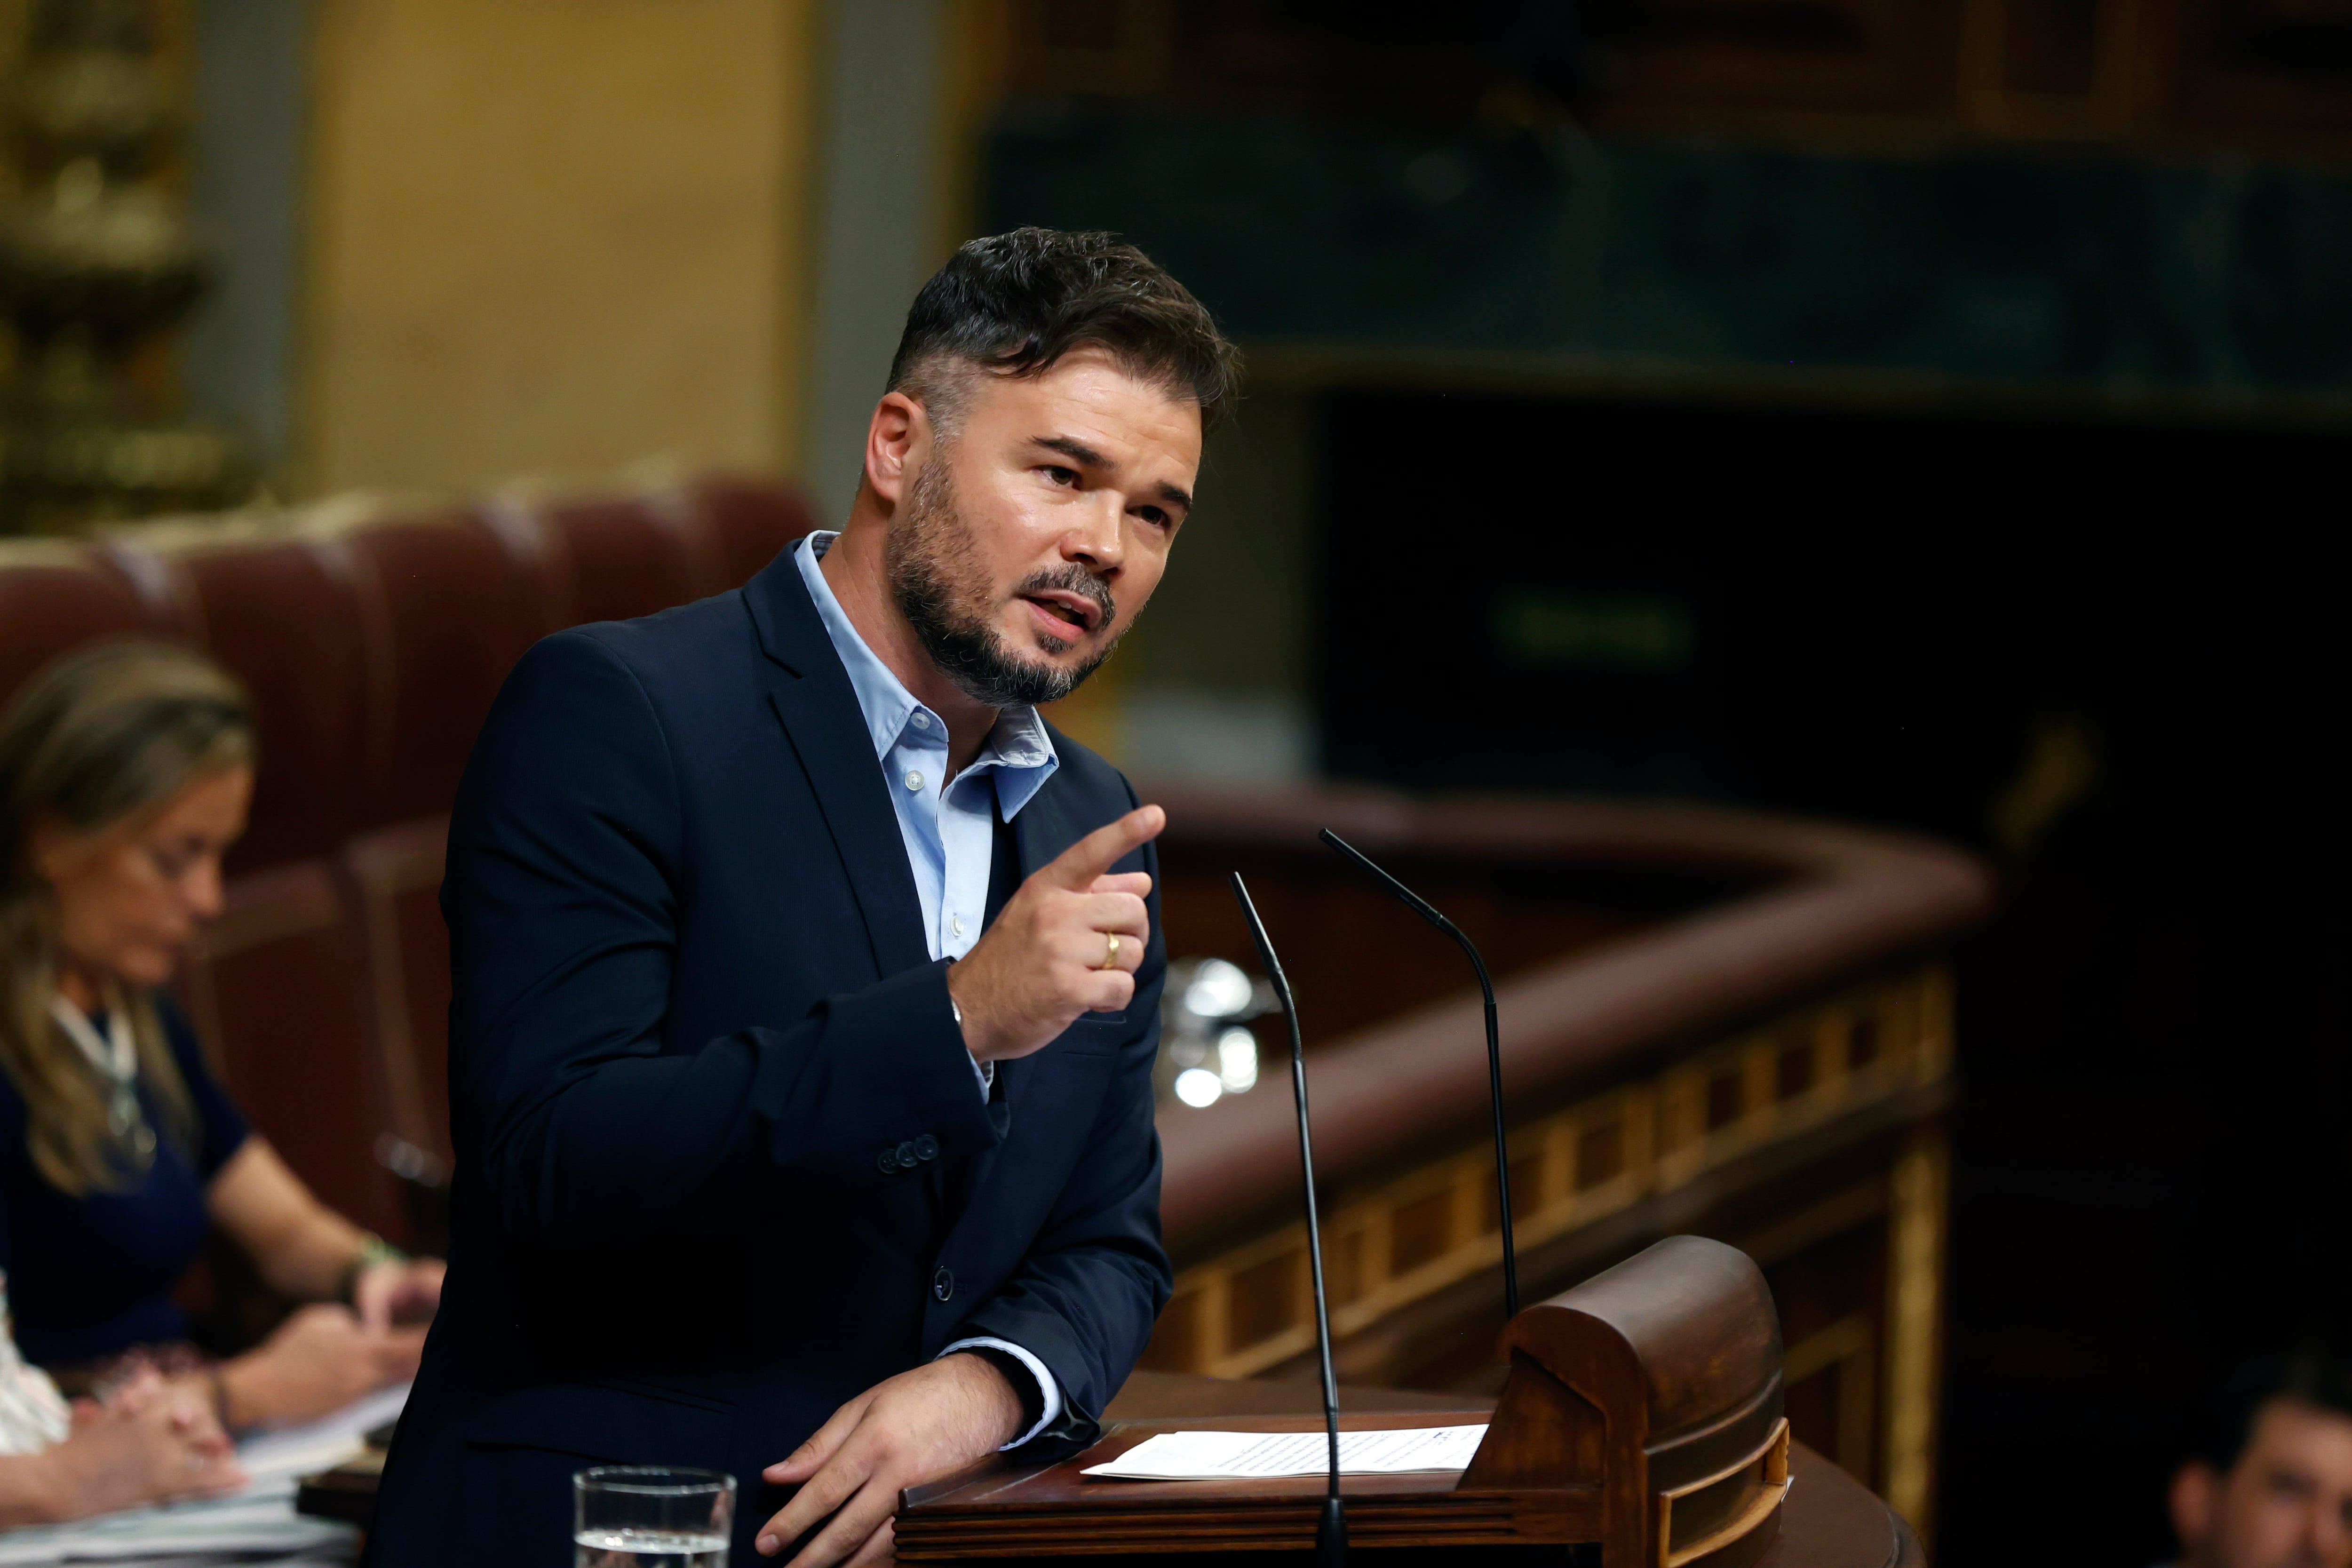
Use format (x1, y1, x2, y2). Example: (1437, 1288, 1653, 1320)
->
(47, 991, 157, 1166)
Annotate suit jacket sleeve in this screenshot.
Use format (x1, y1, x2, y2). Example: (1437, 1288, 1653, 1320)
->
(953, 802, 1175, 1456)
(443, 629, 996, 1250)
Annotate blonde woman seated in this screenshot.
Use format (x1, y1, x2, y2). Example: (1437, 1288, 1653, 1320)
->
(0, 643, 444, 1432)
(0, 1269, 242, 1526)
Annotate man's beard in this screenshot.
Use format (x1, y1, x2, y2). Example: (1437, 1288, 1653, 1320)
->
(886, 455, 1120, 709)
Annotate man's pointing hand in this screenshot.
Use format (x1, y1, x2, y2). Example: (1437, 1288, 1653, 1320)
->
(946, 804, 1164, 1064)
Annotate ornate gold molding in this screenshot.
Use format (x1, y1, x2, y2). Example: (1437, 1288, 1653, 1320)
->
(1881, 1123, 1950, 1535)
(1142, 964, 1955, 1380)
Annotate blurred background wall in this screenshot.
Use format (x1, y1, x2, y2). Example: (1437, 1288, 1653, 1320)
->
(0, 0, 829, 513)
(2, 2, 2347, 1561)
(298, 0, 816, 493)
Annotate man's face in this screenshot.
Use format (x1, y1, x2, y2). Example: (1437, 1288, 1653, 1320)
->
(2175, 1400, 2352, 1568)
(886, 347, 1200, 708)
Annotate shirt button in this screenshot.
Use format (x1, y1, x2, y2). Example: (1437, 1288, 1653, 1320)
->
(950, 915, 964, 938)
(910, 711, 930, 730)
(914, 1134, 939, 1162)
(877, 1148, 900, 1174)
(932, 1267, 955, 1302)
(904, 769, 925, 791)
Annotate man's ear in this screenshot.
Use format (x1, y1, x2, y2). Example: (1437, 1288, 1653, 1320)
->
(2171, 1461, 2219, 1561)
(864, 391, 929, 511)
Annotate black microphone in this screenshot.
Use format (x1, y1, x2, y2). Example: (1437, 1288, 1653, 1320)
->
(1317, 829, 1520, 1321)
(1231, 872, 1347, 1568)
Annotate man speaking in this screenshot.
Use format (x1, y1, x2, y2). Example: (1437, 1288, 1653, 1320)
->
(370, 230, 1241, 1568)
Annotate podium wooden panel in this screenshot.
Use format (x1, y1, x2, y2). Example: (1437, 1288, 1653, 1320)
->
(896, 1441, 1911, 1568)
(899, 1237, 1814, 1567)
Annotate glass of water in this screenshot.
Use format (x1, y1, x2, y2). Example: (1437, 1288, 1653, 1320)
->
(574, 1466, 736, 1568)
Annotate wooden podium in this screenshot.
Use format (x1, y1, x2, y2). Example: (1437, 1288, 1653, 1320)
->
(898, 1236, 1800, 1566)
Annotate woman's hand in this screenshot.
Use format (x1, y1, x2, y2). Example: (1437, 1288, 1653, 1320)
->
(14, 1371, 244, 1523)
(218, 1303, 426, 1430)
(351, 1256, 445, 1331)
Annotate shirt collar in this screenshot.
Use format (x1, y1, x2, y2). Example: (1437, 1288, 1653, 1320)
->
(793, 533, 1058, 815)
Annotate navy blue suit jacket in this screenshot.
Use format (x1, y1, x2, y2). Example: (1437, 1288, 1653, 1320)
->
(369, 550, 1171, 1568)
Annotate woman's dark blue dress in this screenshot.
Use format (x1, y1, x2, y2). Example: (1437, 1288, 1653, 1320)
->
(0, 995, 250, 1368)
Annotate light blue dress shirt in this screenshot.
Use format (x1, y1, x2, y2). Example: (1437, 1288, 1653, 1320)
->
(792, 532, 1066, 1448)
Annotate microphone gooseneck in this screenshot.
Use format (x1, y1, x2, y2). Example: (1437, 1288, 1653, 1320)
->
(1230, 873, 1347, 1568)
(1317, 828, 1520, 1321)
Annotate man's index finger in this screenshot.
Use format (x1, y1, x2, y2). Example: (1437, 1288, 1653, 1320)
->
(1047, 805, 1166, 889)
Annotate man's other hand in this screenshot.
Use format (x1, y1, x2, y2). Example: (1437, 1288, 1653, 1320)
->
(756, 1353, 1025, 1567)
(946, 804, 1163, 1063)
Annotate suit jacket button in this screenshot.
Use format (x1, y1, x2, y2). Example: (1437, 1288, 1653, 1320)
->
(913, 1134, 939, 1162)
(898, 1140, 918, 1167)
(877, 1148, 900, 1174)
(932, 1267, 954, 1302)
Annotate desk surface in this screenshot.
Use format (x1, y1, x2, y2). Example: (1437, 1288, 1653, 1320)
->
(1106, 1371, 1489, 1419)
(1762, 1446, 1925, 1568)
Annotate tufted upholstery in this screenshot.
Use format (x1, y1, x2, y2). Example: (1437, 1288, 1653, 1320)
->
(100, 526, 376, 872)
(0, 546, 161, 708)
(0, 473, 818, 1244)
(318, 506, 542, 831)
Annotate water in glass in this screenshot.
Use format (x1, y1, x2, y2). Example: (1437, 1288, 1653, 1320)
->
(572, 1526, 728, 1568)
(574, 1466, 734, 1568)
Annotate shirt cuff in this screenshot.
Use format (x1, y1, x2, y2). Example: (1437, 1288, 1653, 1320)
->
(952, 985, 993, 1099)
(940, 1337, 1062, 1450)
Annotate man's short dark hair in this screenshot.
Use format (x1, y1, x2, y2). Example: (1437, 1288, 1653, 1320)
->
(886, 228, 1242, 436)
(2188, 1353, 2352, 1472)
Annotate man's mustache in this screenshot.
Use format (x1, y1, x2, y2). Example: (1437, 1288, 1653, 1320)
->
(1013, 565, 1116, 636)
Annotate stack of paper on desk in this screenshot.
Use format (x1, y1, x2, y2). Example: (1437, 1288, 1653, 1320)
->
(1081, 1424, 1489, 1481)
(0, 1383, 408, 1566)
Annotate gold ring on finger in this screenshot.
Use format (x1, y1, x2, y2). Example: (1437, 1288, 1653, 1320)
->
(1100, 931, 1121, 970)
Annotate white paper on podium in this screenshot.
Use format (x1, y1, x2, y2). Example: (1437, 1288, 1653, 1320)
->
(1081, 1424, 1489, 1481)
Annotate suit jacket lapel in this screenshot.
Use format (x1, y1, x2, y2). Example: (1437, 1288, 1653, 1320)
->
(990, 771, 1101, 1117)
(939, 765, 1100, 1233)
(745, 549, 930, 978)
(1011, 773, 1088, 880)
(938, 794, 1029, 1224)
